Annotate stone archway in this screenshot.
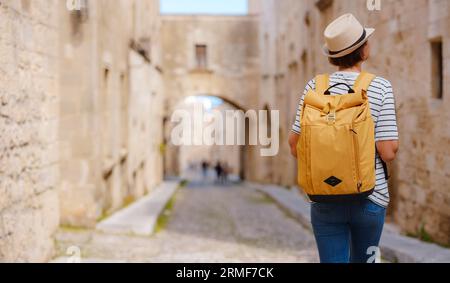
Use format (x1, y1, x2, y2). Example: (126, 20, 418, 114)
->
(161, 15, 261, 182)
(163, 94, 253, 181)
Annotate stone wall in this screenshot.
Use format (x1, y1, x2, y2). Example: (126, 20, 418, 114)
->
(161, 15, 260, 177)
(0, 0, 60, 262)
(0, 0, 164, 262)
(257, 0, 450, 245)
(58, 0, 164, 227)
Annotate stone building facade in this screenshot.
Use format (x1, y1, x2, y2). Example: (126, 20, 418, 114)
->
(161, 15, 260, 178)
(0, 0, 164, 262)
(58, 0, 164, 228)
(255, 0, 450, 245)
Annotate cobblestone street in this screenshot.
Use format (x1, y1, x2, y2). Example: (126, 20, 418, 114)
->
(2, 0, 450, 263)
(54, 177, 319, 263)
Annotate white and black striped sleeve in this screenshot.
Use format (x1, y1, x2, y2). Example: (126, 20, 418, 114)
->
(375, 83, 399, 142)
(292, 79, 315, 135)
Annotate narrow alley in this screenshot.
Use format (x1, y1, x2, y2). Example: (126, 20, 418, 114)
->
(54, 174, 318, 263)
(1, 0, 449, 263)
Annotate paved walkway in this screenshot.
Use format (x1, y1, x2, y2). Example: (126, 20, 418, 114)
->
(251, 183, 450, 263)
(53, 178, 319, 263)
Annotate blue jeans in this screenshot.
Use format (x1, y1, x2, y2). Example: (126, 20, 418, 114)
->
(311, 199, 386, 263)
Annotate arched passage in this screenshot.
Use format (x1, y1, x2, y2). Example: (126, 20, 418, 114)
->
(163, 95, 251, 182)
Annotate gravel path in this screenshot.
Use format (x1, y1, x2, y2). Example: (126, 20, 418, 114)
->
(54, 180, 319, 263)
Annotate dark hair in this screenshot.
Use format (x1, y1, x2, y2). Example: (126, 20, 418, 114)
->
(329, 42, 367, 68)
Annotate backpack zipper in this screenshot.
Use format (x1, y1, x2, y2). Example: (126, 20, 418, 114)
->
(351, 128, 363, 192)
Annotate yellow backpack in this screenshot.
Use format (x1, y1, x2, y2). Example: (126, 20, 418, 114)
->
(297, 72, 376, 202)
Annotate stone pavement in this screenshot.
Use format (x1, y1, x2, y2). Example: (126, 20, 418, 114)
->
(250, 183, 450, 263)
(52, 178, 319, 263)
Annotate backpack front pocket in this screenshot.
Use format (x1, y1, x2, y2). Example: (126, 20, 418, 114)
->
(309, 124, 359, 196)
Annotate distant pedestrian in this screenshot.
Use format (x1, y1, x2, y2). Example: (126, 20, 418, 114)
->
(222, 162, 230, 184)
(201, 160, 209, 179)
(214, 162, 223, 184)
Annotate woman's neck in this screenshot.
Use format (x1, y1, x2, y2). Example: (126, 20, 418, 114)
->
(339, 63, 362, 73)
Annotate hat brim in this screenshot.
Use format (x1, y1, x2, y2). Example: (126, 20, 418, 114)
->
(322, 28, 375, 58)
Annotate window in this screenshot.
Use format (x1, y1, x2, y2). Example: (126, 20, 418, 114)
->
(304, 11, 311, 26)
(130, 37, 152, 62)
(103, 68, 109, 86)
(195, 44, 208, 70)
(315, 0, 333, 11)
(431, 39, 443, 99)
(69, 0, 88, 41)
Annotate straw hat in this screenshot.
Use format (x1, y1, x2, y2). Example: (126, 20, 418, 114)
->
(323, 13, 375, 58)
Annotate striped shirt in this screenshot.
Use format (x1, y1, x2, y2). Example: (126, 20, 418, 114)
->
(292, 71, 399, 208)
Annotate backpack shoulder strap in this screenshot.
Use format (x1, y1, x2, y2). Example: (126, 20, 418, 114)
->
(354, 72, 376, 93)
(355, 72, 390, 180)
(315, 74, 329, 95)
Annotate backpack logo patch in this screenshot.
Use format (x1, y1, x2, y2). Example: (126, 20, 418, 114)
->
(324, 176, 342, 187)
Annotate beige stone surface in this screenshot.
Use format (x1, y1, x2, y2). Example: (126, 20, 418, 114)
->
(58, 0, 164, 227)
(0, 0, 60, 262)
(256, 0, 450, 245)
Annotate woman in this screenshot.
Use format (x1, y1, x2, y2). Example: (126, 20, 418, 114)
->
(288, 14, 399, 263)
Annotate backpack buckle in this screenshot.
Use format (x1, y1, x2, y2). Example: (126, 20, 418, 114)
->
(326, 111, 336, 124)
